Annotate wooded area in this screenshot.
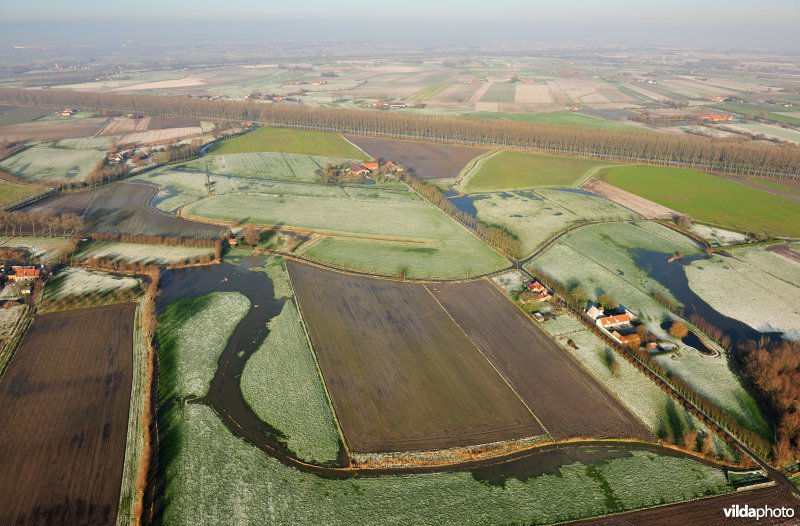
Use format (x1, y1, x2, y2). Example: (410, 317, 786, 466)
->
(1, 88, 798, 176)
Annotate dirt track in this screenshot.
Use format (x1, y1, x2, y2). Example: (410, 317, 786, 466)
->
(0, 303, 136, 526)
(582, 178, 677, 219)
(345, 135, 485, 179)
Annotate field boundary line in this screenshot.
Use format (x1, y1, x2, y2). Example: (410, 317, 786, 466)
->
(339, 135, 371, 161)
(285, 260, 353, 463)
(422, 284, 551, 438)
(483, 275, 655, 439)
(455, 149, 499, 190)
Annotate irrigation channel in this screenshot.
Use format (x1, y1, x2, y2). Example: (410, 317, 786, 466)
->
(143, 256, 753, 525)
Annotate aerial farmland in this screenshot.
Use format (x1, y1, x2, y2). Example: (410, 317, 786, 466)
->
(0, 19, 799, 526)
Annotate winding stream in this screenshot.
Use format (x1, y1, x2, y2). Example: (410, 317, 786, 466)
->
(143, 257, 743, 524)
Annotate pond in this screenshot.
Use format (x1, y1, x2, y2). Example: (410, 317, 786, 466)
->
(444, 190, 478, 217)
(632, 248, 783, 347)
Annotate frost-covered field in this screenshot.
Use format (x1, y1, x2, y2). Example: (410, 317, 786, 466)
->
(473, 189, 636, 256)
(133, 168, 415, 214)
(240, 299, 341, 464)
(531, 222, 770, 439)
(685, 249, 800, 338)
(531, 222, 696, 320)
(240, 256, 340, 464)
(652, 347, 771, 439)
(157, 292, 250, 397)
(44, 268, 140, 299)
(163, 403, 731, 526)
(0, 236, 71, 262)
(0, 137, 108, 182)
(196, 152, 355, 182)
(77, 241, 214, 265)
(541, 314, 736, 461)
(490, 270, 526, 293)
(688, 224, 748, 246)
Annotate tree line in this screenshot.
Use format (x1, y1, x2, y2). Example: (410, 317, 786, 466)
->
(741, 339, 800, 466)
(531, 263, 773, 460)
(2, 88, 799, 177)
(399, 171, 522, 259)
(0, 210, 84, 237)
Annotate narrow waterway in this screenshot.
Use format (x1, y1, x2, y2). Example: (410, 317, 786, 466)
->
(143, 257, 744, 525)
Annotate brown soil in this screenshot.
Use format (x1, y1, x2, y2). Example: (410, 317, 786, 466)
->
(768, 244, 800, 264)
(344, 135, 485, 179)
(147, 116, 201, 130)
(0, 118, 109, 143)
(20, 182, 227, 239)
(287, 260, 545, 454)
(565, 485, 799, 525)
(582, 178, 677, 219)
(0, 303, 136, 526)
(428, 280, 653, 441)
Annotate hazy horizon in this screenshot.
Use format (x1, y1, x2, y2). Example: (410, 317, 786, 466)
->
(1, 0, 798, 50)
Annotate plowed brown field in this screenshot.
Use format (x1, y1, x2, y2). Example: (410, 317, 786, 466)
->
(0, 303, 136, 526)
(428, 280, 652, 441)
(288, 261, 545, 453)
(21, 182, 226, 239)
(344, 135, 485, 179)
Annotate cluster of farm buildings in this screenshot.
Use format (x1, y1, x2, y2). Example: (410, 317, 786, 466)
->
(585, 303, 641, 347)
(342, 159, 404, 182)
(0, 265, 44, 301)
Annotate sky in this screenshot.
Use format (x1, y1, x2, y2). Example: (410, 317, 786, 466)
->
(1, 0, 798, 48)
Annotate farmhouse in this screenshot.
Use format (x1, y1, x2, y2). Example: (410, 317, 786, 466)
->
(597, 313, 635, 330)
(585, 303, 605, 320)
(8, 266, 41, 281)
(347, 164, 373, 177)
(58, 107, 76, 117)
(700, 113, 733, 122)
(383, 160, 403, 172)
(525, 280, 551, 301)
(362, 162, 380, 172)
(610, 330, 641, 347)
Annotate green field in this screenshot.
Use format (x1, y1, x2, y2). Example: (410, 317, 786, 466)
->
(183, 186, 509, 279)
(464, 111, 633, 129)
(241, 259, 341, 465)
(603, 165, 800, 237)
(0, 141, 106, 182)
(473, 189, 636, 256)
(209, 127, 368, 159)
(460, 151, 619, 192)
(744, 176, 800, 198)
(711, 103, 800, 126)
(480, 82, 518, 103)
(408, 84, 450, 101)
(188, 151, 353, 182)
(529, 222, 772, 440)
(0, 181, 46, 207)
(0, 107, 54, 126)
